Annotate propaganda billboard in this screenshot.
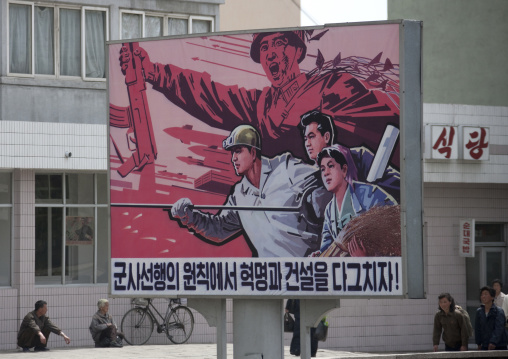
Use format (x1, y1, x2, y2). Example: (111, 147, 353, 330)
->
(109, 23, 405, 297)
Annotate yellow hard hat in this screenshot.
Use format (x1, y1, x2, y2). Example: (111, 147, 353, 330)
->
(222, 125, 261, 150)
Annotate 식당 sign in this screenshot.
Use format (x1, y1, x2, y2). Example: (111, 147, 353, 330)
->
(431, 125, 489, 160)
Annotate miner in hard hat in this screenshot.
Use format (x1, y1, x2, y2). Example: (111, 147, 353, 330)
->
(119, 30, 399, 162)
(170, 125, 330, 257)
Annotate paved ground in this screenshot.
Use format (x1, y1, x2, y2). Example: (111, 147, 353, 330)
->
(2, 344, 508, 359)
(0, 344, 381, 358)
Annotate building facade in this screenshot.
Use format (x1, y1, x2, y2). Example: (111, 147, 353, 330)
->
(1, 0, 507, 353)
(0, 0, 222, 349)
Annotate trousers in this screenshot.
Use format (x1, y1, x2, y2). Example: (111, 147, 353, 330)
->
(17, 327, 51, 349)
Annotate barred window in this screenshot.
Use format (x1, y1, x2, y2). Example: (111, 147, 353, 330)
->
(35, 173, 109, 285)
(120, 9, 214, 39)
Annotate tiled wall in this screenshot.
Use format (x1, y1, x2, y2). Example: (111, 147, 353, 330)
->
(0, 289, 18, 348)
(0, 122, 107, 170)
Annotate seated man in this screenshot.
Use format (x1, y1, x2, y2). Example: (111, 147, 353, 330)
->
(17, 300, 71, 352)
(89, 299, 124, 348)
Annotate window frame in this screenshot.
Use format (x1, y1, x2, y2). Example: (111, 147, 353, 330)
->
(119, 9, 214, 39)
(0, 172, 13, 288)
(82, 6, 109, 81)
(7, 1, 109, 81)
(7, 0, 34, 78)
(119, 9, 145, 39)
(34, 172, 108, 286)
(189, 15, 215, 34)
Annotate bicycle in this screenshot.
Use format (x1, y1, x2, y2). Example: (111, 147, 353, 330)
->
(121, 298, 194, 345)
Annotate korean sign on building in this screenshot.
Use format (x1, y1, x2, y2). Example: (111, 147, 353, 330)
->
(108, 23, 409, 298)
(431, 125, 489, 160)
(459, 219, 475, 257)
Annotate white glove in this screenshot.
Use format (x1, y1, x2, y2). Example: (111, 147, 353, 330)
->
(171, 198, 194, 225)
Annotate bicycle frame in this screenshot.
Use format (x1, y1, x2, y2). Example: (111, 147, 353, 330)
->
(123, 298, 193, 345)
(135, 298, 175, 330)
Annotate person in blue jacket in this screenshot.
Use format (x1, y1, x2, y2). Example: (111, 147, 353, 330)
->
(316, 146, 397, 256)
(475, 286, 508, 350)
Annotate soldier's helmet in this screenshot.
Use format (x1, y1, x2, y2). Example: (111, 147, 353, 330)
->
(222, 125, 261, 151)
(250, 30, 307, 64)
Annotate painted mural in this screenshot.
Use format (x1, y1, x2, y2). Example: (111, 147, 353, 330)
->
(109, 24, 403, 296)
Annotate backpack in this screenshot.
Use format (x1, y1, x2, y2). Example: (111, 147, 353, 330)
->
(455, 305, 473, 338)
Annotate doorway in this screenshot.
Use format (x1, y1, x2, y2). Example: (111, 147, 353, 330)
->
(465, 223, 506, 330)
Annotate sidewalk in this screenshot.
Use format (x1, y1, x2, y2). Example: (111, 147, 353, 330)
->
(1, 344, 508, 359)
(0, 344, 372, 358)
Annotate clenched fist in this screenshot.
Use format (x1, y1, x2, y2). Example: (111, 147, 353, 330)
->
(119, 45, 155, 81)
(171, 198, 194, 225)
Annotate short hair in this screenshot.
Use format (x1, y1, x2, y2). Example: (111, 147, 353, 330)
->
(35, 300, 47, 311)
(316, 147, 354, 187)
(437, 293, 456, 312)
(230, 145, 261, 160)
(480, 286, 496, 301)
(299, 110, 336, 146)
(97, 299, 109, 309)
(492, 279, 503, 289)
(251, 146, 261, 160)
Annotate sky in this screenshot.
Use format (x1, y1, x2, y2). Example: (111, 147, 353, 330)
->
(301, 0, 387, 26)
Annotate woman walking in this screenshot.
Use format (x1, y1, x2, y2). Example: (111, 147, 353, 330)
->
(433, 293, 469, 351)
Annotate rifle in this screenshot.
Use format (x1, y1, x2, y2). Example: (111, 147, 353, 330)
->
(110, 42, 157, 178)
(110, 203, 300, 212)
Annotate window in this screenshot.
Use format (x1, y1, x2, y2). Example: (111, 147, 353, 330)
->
(0, 173, 12, 286)
(8, 1, 108, 79)
(35, 173, 109, 285)
(120, 10, 214, 39)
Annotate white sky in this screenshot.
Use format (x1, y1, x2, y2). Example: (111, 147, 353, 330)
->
(301, 0, 387, 26)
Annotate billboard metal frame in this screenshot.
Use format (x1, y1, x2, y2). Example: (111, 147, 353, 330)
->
(106, 19, 423, 300)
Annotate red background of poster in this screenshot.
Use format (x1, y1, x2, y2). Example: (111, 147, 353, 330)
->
(109, 24, 400, 259)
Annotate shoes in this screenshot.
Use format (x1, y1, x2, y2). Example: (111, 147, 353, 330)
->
(289, 349, 315, 357)
(22, 347, 30, 352)
(34, 347, 50, 351)
(110, 341, 123, 348)
(116, 336, 123, 345)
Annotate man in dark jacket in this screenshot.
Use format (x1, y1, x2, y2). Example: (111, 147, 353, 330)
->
(17, 300, 71, 352)
(285, 299, 318, 357)
(475, 286, 508, 350)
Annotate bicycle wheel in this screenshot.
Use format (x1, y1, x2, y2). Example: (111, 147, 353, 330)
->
(165, 306, 194, 344)
(121, 307, 154, 345)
